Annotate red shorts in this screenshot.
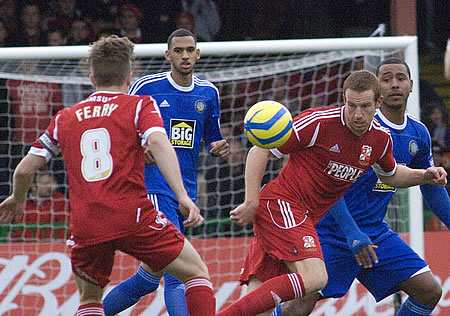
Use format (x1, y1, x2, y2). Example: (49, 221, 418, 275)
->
(68, 211, 184, 288)
(240, 198, 323, 285)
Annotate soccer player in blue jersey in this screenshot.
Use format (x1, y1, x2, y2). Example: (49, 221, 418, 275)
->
(103, 29, 229, 316)
(273, 58, 450, 316)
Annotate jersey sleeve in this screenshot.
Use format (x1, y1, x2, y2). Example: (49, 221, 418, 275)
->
(203, 88, 223, 151)
(29, 111, 63, 161)
(371, 134, 397, 176)
(272, 110, 319, 157)
(136, 96, 166, 147)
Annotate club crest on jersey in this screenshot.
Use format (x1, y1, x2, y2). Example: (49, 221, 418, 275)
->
(409, 140, 419, 156)
(303, 236, 316, 250)
(195, 100, 206, 113)
(359, 145, 372, 166)
(170, 119, 196, 148)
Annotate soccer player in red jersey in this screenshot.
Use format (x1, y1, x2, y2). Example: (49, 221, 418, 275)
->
(0, 35, 216, 316)
(218, 70, 447, 316)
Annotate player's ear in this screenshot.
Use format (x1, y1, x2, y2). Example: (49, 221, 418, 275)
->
(376, 95, 383, 108)
(126, 72, 132, 87)
(410, 79, 413, 92)
(196, 48, 200, 60)
(342, 93, 347, 105)
(165, 50, 171, 62)
(89, 74, 96, 88)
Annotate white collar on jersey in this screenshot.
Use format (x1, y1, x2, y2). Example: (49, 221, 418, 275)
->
(376, 108, 408, 130)
(167, 71, 195, 92)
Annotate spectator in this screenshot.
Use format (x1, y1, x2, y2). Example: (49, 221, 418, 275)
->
(15, 1, 46, 47)
(47, 28, 68, 46)
(82, 0, 121, 35)
(68, 18, 95, 45)
(424, 103, 450, 150)
(97, 27, 119, 40)
(175, 12, 196, 34)
(7, 61, 63, 146)
(118, 3, 149, 44)
(182, 0, 220, 41)
(6, 59, 64, 188)
(0, 18, 14, 47)
(0, 0, 18, 40)
(11, 172, 70, 242)
(45, 0, 83, 35)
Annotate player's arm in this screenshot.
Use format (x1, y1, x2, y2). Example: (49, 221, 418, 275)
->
(229, 146, 270, 226)
(378, 164, 447, 188)
(0, 154, 47, 223)
(146, 131, 203, 227)
(420, 184, 450, 229)
(328, 198, 378, 268)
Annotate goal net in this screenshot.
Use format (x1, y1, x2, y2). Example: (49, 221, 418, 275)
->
(0, 37, 422, 315)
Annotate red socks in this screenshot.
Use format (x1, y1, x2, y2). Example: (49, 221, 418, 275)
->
(185, 277, 216, 316)
(76, 303, 105, 316)
(218, 273, 305, 316)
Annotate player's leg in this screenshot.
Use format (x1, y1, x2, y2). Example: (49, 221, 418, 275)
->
(219, 199, 328, 316)
(102, 262, 162, 316)
(74, 274, 105, 316)
(357, 232, 441, 316)
(151, 194, 189, 316)
(395, 271, 442, 315)
(69, 239, 116, 316)
(218, 257, 327, 316)
(111, 210, 214, 316)
(275, 293, 321, 316)
(276, 237, 363, 316)
(160, 238, 215, 316)
(103, 194, 188, 316)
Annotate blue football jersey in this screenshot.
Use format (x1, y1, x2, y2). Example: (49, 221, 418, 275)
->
(318, 109, 434, 242)
(129, 72, 223, 200)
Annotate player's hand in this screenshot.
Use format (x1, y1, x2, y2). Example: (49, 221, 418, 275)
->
(354, 244, 379, 269)
(144, 148, 156, 165)
(210, 139, 229, 159)
(178, 196, 204, 227)
(423, 167, 447, 186)
(230, 201, 257, 226)
(0, 195, 25, 223)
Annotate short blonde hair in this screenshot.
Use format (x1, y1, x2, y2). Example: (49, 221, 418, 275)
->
(88, 35, 134, 87)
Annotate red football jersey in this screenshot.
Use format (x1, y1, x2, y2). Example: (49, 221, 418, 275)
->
(262, 106, 397, 224)
(7, 79, 63, 143)
(29, 91, 166, 245)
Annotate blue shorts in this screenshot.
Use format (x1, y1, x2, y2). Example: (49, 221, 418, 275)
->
(320, 230, 429, 302)
(148, 194, 187, 234)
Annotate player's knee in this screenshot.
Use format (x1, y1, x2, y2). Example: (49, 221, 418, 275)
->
(282, 293, 320, 316)
(310, 264, 328, 293)
(418, 282, 442, 306)
(190, 260, 210, 280)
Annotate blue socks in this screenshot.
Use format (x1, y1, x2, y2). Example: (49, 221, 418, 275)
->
(272, 304, 283, 316)
(396, 297, 435, 316)
(103, 266, 161, 316)
(164, 272, 189, 316)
